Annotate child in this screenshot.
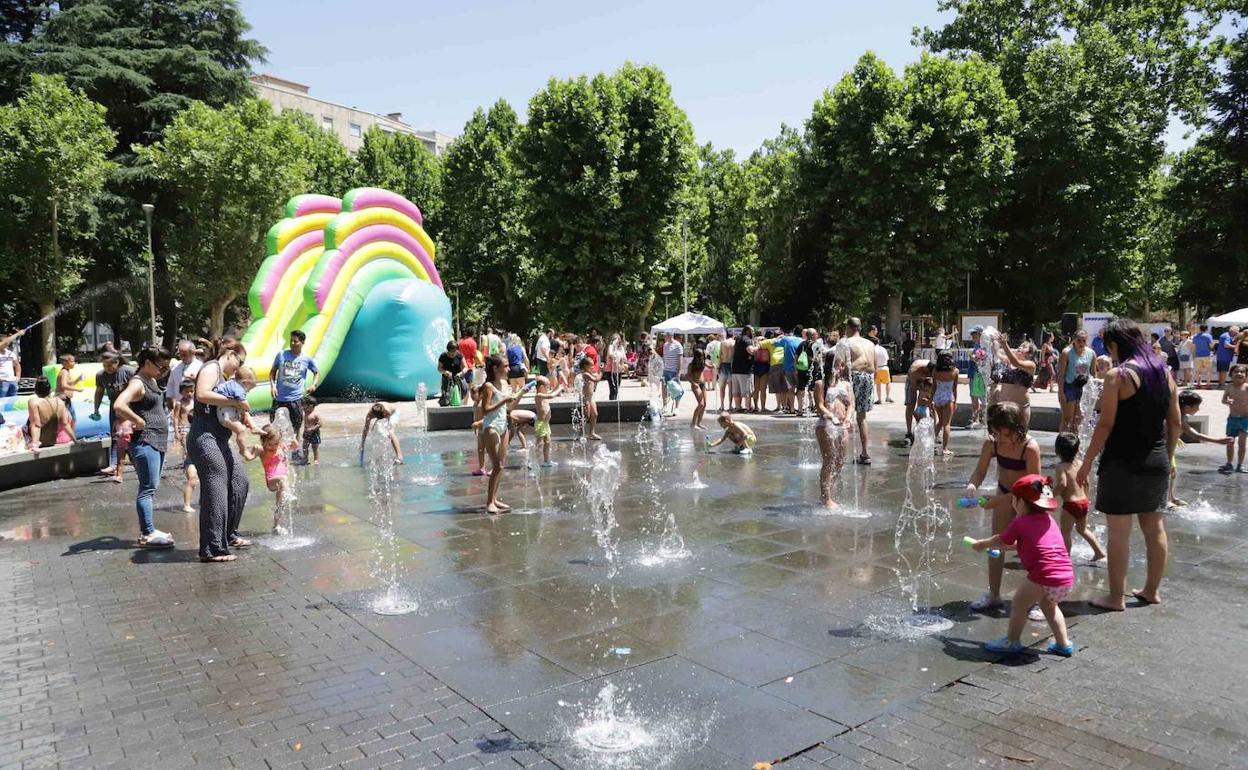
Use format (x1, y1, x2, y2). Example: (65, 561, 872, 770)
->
(913, 377, 935, 421)
(1053, 433, 1105, 561)
(301, 395, 322, 465)
(1220, 364, 1248, 474)
(55, 354, 85, 399)
(971, 474, 1075, 657)
(708, 412, 756, 454)
(579, 356, 602, 440)
(112, 420, 133, 484)
(932, 351, 958, 457)
(252, 426, 293, 534)
(214, 365, 262, 458)
(478, 354, 522, 513)
(360, 402, 403, 465)
(530, 376, 563, 467)
(1172, 390, 1232, 504)
(172, 379, 198, 513)
(1093, 355, 1113, 379)
(964, 402, 1041, 612)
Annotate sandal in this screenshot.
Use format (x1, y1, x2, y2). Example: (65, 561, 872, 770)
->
(199, 554, 237, 563)
(228, 537, 253, 548)
(970, 593, 1004, 612)
(984, 637, 1026, 654)
(855, 456, 871, 465)
(1047, 641, 1074, 657)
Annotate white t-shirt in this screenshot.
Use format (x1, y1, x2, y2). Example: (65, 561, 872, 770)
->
(0, 347, 17, 382)
(165, 357, 203, 400)
(662, 339, 684, 373)
(535, 334, 550, 362)
(875, 345, 889, 369)
(934, 333, 947, 350)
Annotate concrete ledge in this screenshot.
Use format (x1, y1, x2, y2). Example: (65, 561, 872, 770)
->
(427, 399, 650, 431)
(0, 438, 110, 492)
(951, 403, 1062, 432)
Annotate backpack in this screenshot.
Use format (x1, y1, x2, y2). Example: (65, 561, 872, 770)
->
(796, 348, 810, 371)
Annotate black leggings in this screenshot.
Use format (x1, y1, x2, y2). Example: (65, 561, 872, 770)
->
(189, 413, 250, 557)
(607, 371, 621, 400)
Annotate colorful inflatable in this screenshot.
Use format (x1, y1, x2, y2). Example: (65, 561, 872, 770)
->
(0, 395, 110, 439)
(240, 188, 452, 406)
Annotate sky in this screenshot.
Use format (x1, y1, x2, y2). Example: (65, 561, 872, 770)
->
(240, 0, 1197, 156)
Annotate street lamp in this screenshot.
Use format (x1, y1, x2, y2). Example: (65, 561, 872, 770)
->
(141, 203, 157, 345)
(661, 290, 673, 320)
(451, 281, 463, 341)
(681, 220, 688, 314)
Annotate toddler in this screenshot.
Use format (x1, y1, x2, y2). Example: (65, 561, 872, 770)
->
(913, 377, 934, 421)
(1220, 364, 1248, 474)
(1053, 433, 1105, 561)
(252, 426, 294, 534)
(301, 395, 322, 465)
(1171, 390, 1232, 504)
(360, 402, 403, 466)
(214, 365, 261, 457)
(531, 376, 564, 466)
(971, 474, 1075, 657)
(172, 379, 198, 513)
(708, 412, 756, 454)
(579, 357, 602, 440)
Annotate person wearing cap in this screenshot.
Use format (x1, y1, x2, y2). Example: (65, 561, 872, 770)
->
(969, 474, 1075, 657)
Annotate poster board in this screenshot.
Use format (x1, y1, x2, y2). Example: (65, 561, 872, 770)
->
(958, 311, 1003, 341)
(1081, 313, 1115, 339)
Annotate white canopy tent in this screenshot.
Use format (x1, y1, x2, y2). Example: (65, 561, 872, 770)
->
(1206, 308, 1248, 326)
(650, 311, 726, 337)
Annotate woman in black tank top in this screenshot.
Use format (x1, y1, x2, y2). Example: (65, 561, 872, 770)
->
(113, 348, 173, 547)
(1077, 319, 1180, 611)
(188, 342, 253, 562)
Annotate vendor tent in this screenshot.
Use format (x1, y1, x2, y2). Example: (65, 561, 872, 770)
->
(650, 312, 726, 336)
(1206, 308, 1248, 326)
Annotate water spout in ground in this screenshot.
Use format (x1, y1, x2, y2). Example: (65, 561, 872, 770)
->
(410, 383, 439, 486)
(364, 418, 417, 615)
(582, 445, 623, 577)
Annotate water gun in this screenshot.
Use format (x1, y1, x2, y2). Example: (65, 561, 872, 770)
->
(958, 495, 989, 508)
(962, 535, 1001, 559)
(520, 380, 538, 394)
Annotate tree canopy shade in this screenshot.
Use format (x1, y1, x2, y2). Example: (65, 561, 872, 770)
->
(136, 98, 314, 337)
(0, 74, 115, 362)
(518, 62, 695, 333)
(439, 100, 530, 330)
(354, 127, 443, 233)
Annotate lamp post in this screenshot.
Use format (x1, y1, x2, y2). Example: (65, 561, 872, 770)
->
(451, 281, 463, 341)
(681, 220, 688, 314)
(661, 290, 673, 320)
(141, 203, 157, 345)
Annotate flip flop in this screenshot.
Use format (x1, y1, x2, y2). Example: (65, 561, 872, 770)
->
(228, 537, 253, 548)
(1131, 591, 1161, 605)
(1089, 597, 1125, 612)
(199, 554, 236, 563)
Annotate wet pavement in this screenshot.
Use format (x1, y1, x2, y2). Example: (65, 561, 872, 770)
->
(1, 411, 1246, 769)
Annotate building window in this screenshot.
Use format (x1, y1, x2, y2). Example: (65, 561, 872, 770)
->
(321, 116, 333, 131)
(349, 122, 362, 138)
(380, 126, 394, 135)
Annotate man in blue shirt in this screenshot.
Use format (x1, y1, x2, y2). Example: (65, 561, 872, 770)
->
(1216, 326, 1238, 386)
(1193, 324, 1214, 388)
(1091, 328, 1106, 357)
(270, 330, 319, 438)
(776, 325, 803, 413)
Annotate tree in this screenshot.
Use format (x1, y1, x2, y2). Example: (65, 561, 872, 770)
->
(439, 100, 529, 330)
(800, 52, 1016, 334)
(518, 63, 695, 333)
(692, 144, 750, 322)
(743, 127, 804, 322)
(137, 99, 314, 336)
(282, 111, 355, 195)
(0, 74, 115, 363)
(354, 128, 442, 231)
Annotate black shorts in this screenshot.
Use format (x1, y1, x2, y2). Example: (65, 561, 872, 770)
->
(272, 400, 303, 435)
(533, 359, 549, 376)
(753, 361, 770, 377)
(508, 364, 526, 379)
(796, 369, 811, 391)
(303, 428, 321, 446)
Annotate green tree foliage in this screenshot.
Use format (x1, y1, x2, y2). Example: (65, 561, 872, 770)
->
(801, 52, 1016, 331)
(137, 99, 314, 336)
(518, 62, 695, 333)
(742, 128, 803, 321)
(1167, 29, 1248, 312)
(282, 111, 355, 195)
(691, 144, 750, 322)
(0, 74, 115, 361)
(439, 100, 529, 330)
(354, 128, 442, 231)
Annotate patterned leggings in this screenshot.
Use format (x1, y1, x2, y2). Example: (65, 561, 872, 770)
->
(188, 415, 250, 557)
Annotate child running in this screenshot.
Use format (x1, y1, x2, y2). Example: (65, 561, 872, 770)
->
(1053, 433, 1106, 561)
(1220, 364, 1248, 474)
(214, 365, 262, 457)
(301, 395, 322, 465)
(1171, 390, 1232, 505)
(252, 426, 293, 534)
(708, 412, 756, 454)
(172, 378, 198, 513)
(970, 474, 1076, 657)
(964, 402, 1042, 612)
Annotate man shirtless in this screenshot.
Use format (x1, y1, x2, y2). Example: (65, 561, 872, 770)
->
(842, 318, 877, 464)
(904, 357, 936, 444)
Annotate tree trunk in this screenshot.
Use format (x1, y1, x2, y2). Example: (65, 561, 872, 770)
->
(636, 294, 655, 340)
(886, 293, 902, 340)
(208, 294, 235, 339)
(38, 300, 55, 367)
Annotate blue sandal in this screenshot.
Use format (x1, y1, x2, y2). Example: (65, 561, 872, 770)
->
(1047, 641, 1074, 657)
(984, 637, 1026, 654)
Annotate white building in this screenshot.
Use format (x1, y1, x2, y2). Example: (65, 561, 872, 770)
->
(250, 74, 452, 156)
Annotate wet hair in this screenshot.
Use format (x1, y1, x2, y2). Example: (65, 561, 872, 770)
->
(368, 402, 390, 419)
(1103, 319, 1167, 400)
(290, 330, 306, 343)
(986, 402, 1027, 442)
(1232, 364, 1248, 377)
(135, 346, 168, 370)
(485, 353, 506, 378)
(1178, 389, 1202, 409)
(260, 425, 282, 446)
(935, 351, 955, 371)
(34, 377, 52, 397)
(1055, 432, 1079, 463)
(302, 394, 317, 408)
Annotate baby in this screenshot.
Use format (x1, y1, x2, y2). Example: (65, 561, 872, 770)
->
(708, 412, 756, 454)
(214, 365, 262, 458)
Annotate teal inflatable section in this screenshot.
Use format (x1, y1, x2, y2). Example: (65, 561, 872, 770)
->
(319, 279, 453, 399)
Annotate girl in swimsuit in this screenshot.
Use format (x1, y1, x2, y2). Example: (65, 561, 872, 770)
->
(994, 343, 1037, 430)
(932, 351, 958, 457)
(965, 402, 1041, 611)
(478, 354, 521, 514)
(812, 350, 854, 509)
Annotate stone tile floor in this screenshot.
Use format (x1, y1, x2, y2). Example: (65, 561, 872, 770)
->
(1, 409, 1245, 769)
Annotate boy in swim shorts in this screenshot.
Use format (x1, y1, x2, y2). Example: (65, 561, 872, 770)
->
(531, 376, 563, 466)
(1220, 364, 1248, 474)
(708, 412, 756, 454)
(1053, 433, 1105, 561)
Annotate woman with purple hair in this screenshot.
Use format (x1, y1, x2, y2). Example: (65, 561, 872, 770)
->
(1076, 319, 1181, 611)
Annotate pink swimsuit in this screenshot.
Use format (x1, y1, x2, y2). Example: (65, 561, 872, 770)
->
(261, 449, 287, 482)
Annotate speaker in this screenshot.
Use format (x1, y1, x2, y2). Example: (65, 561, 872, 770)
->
(1061, 312, 1078, 336)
